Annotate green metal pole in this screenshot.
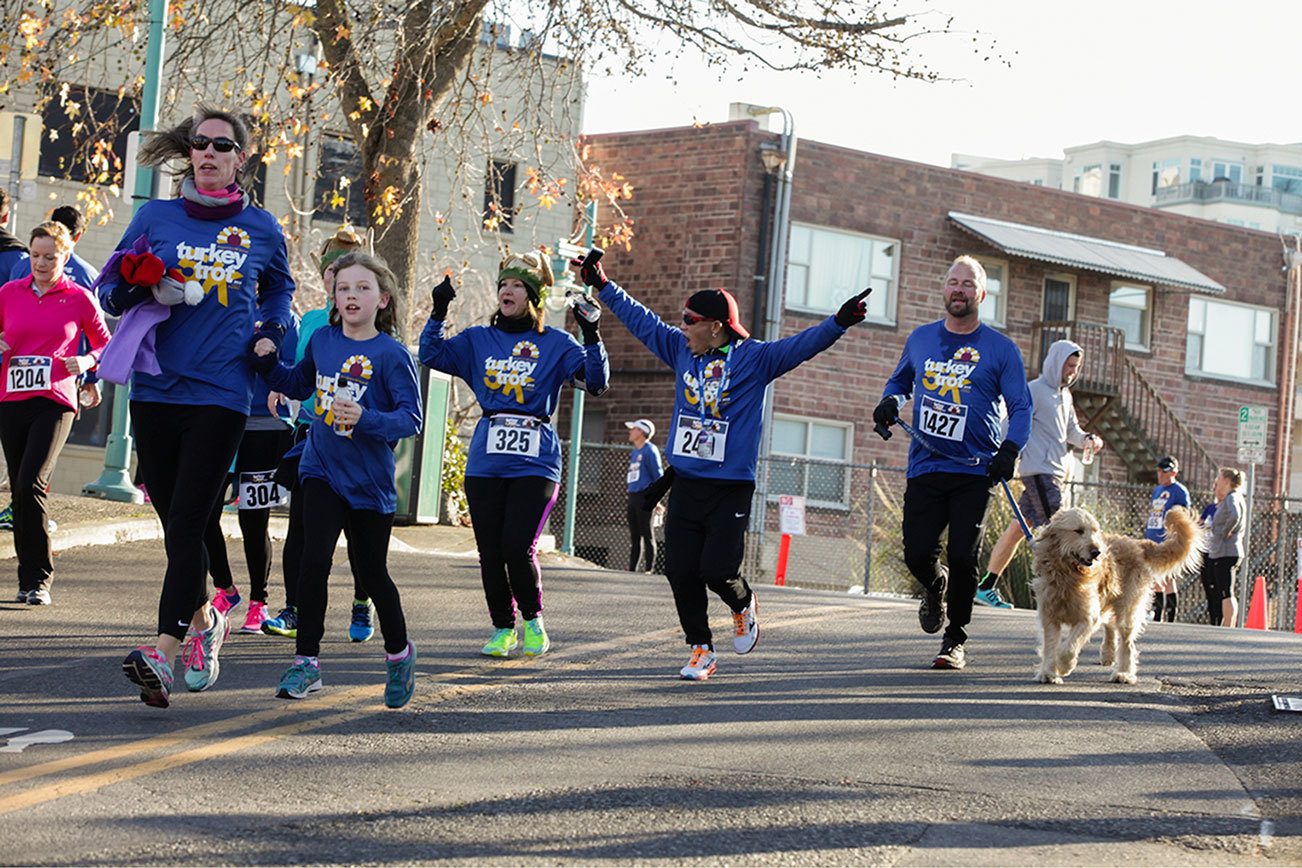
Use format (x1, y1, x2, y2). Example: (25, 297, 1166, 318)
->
(84, 0, 168, 503)
(559, 202, 599, 555)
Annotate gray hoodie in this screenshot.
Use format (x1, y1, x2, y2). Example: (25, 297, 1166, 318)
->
(1209, 490, 1246, 560)
(1017, 339, 1089, 479)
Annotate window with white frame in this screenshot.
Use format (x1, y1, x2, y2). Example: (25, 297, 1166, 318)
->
(1212, 161, 1243, 184)
(1108, 283, 1152, 350)
(1189, 158, 1203, 183)
(1186, 297, 1276, 384)
(1272, 165, 1302, 194)
(786, 224, 898, 324)
(1078, 164, 1103, 197)
(768, 415, 853, 507)
(1108, 164, 1122, 199)
(976, 258, 1008, 327)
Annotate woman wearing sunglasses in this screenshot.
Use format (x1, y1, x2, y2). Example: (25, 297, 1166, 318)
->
(97, 105, 295, 709)
(572, 255, 870, 681)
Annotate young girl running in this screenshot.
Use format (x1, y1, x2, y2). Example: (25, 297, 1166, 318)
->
(251, 252, 422, 707)
(419, 252, 608, 658)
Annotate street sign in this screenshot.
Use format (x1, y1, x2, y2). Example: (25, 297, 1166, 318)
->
(1237, 405, 1268, 465)
(778, 494, 806, 536)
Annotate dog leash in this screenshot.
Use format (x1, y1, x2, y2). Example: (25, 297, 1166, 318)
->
(879, 417, 1035, 549)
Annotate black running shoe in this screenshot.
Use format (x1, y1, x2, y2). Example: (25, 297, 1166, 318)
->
(918, 591, 945, 634)
(932, 639, 966, 670)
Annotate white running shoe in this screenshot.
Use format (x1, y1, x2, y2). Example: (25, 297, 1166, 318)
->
(679, 645, 717, 681)
(732, 594, 758, 654)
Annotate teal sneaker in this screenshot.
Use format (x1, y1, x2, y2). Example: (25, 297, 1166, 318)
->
(481, 627, 518, 657)
(276, 656, 323, 699)
(348, 599, 376, 642)
(182, 608, 230, 692)
(261, 606, 298, 638)
(975, 587, 1014, 609)
(384, 642, 417, 708)
(522, 617, 550, 657)
(0, 505, 12, 530)
(122, 645, 174, 708)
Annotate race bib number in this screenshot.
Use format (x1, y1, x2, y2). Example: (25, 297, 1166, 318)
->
(7, 356, 52, 394)
(486, 415, 541, 457)
(919, 395, 968, 442)
(627, 462, 641, 485)
(239, 471, 285, 510)
(672, 416, 728, 463)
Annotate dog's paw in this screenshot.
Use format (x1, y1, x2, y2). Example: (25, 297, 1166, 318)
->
(1035, 672, 1064, 684)
(1110, 672, 1138, 685)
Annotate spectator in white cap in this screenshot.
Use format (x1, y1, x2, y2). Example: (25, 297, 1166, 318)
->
(624, 418, 663, 573)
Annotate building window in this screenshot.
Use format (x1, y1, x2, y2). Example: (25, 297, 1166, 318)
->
(976, 258, 1008, 327)
(768, 415, 852, 507)
(1150, 158, 1180, 194)
(1107, 164, 1122, 199)
(786, 224, 898, 324)
(1079, 164, 1102, 197)
(1189, 158, 1202, 183)
(1271, 165, 1302, 194)
(1211, 161, 1243, 184)
(313, 136, 368, 227)
(1108, 282, 1152, 350)
(1186, 298, 1276, 384)
(37, 85, 139, 185)
(483, 159, 517, 233)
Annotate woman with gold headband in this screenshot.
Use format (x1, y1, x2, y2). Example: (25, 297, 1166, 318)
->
(419, 251, 608, 657)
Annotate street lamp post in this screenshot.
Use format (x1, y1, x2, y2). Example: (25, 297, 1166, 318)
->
(83, 0, 169, 504)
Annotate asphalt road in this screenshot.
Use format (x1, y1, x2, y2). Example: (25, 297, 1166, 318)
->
(1, 538, 1300, 865)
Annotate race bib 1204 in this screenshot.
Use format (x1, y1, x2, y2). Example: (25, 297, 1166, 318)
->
(486, 415, 542, 457)
(672, 416, 728, 463)
(7, 356, 52, 394)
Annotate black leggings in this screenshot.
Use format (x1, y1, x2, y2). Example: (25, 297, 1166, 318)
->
(131, 401, 246, 640)
(901, 471, 992, 645)
(663, 476, 754, 648)
(277, 428, 368, 608)
(1199, 555, 1221, 625)
(464, 475, 559, 629)
(295, 477, 406, 657)
(627, 492, 657, 572)
(0, 397, 74, 592)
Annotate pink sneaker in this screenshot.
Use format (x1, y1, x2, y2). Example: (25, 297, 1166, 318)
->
(212, 585, 241, 617)
(240, 601, 267, 634)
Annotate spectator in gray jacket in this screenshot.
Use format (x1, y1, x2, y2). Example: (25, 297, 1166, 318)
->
(1208, 467, 1246, 628)
(977, 339, 1103, 608)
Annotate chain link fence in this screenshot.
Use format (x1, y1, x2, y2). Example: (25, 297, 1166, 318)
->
(544, 441, 1302, 631)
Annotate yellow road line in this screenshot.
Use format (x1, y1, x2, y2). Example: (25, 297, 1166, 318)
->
(0, 602, 863, 815)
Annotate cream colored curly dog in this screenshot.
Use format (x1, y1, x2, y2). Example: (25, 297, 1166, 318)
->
(1031, 506, 1203, 685)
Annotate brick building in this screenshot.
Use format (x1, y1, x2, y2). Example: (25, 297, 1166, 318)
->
(564, 120, 1293, 568)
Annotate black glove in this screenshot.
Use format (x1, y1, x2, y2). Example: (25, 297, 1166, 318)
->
(248, 335, 280, 375)
(641, 466, 676, 512)
(988, 441, 1019, 483)
(872, 396, 899, 440)
(108, 281, 150, 315)
(571, 294, 602, 346)
(570, 255, 609, 291)
(431, 275, 456, 321)
(834, 287, 873, 328)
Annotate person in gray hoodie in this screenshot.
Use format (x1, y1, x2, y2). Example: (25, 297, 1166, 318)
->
(1208, 467, 1246, 627)
(977, 339, 1103, 608)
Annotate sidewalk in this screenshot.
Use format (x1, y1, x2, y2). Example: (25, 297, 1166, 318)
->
(0, 492, 496, 561)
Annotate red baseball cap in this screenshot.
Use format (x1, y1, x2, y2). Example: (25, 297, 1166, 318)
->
(683, 288, 750, 340)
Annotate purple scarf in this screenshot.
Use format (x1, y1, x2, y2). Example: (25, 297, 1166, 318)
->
(180, 178, 248, 220)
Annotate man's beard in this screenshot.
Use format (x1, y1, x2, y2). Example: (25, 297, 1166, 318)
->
(946, 297, 976, 318)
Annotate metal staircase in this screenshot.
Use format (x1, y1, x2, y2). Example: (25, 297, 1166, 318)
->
(1029, 320, 1219, 491)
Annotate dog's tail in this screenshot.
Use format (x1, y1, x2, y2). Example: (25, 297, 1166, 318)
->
(1143, 506, 1205, 580)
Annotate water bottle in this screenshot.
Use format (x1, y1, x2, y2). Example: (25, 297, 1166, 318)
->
(1082, 438, 1095, 465)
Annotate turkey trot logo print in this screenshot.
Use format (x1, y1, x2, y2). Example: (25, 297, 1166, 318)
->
(921, 346, 981, 404)
(683, 358, 729, 418)
(483, 340, 539, 404)
(172, 225, 252, 307)
(316, 354, 373, 437)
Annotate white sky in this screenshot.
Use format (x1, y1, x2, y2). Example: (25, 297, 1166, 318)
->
(582, 0, 1302, 166)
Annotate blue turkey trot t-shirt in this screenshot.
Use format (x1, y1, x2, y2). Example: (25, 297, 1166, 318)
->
(626, 441, 663, 494)
(1144, 481, 1190, 542)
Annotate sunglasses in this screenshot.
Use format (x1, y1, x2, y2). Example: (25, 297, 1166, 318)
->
(190, 135, 240, 153)
(682, 309, 710, 326)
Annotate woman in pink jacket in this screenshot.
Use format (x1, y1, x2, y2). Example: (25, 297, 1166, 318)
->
(0, 221, 111, 604)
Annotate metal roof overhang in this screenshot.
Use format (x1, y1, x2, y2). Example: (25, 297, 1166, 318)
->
(947, 212, 1225, 295)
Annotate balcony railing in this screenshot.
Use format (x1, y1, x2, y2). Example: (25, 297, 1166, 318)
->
(1154, 180, 1302, 216)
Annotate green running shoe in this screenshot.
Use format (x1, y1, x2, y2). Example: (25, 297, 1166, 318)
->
(0, 505, 12, 531)
(522, 617, 550, 657)
(276, 656, 323, 699)
(384, 642, 417, 708)
(261, 606, 298, 638)
(182, 608, 230, 692)
(481, 627, 518, 657)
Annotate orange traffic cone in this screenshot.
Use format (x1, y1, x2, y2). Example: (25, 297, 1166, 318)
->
(1295, 579, 1302, 634)
(1245, 576, 1268, 630)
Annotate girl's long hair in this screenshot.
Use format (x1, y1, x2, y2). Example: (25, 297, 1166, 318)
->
(136, 103, 257, 187)
(328, 252, 403, 338)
